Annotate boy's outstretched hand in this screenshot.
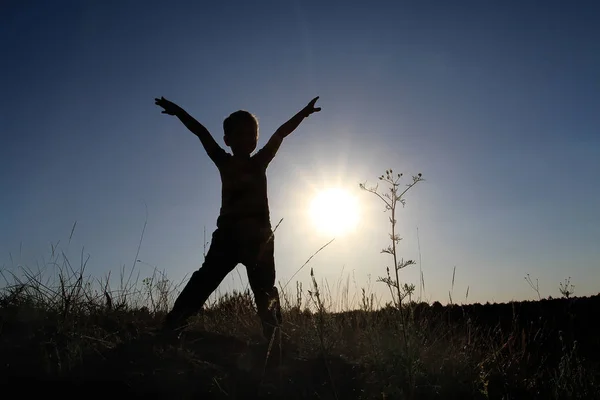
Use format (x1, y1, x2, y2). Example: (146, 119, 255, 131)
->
(155, 96, 181, 116)
(302, 96, 321, 117)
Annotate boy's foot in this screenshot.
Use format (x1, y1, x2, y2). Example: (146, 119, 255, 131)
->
(152, 318, 189, 342)
(151, 327, 180, 342)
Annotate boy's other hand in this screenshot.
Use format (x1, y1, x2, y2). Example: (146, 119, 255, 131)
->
(155, 96, 180, 115)
(302, 96, 321, 117)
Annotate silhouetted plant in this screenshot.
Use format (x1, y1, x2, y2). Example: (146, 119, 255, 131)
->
(559, 277, 575, 299)
(525, 273, 542, 300)
(359, 169, 423, 314)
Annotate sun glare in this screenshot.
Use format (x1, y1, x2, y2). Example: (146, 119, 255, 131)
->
(309, 188, 359, 237)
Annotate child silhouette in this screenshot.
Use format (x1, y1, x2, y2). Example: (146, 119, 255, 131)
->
(155, 95, 321, 340)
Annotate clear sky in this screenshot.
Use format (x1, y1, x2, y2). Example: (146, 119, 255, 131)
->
(2, 1, 599, 306)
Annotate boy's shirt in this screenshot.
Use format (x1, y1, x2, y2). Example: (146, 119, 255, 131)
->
(208, 135, 283, 230)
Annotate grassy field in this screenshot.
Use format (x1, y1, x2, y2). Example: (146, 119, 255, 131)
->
(1, 257, 598, 399)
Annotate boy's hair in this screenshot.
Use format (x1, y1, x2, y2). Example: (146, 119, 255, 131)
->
(223, 110, 259, 139)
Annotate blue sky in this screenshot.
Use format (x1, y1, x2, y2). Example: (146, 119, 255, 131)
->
(1, 1, 599, 306)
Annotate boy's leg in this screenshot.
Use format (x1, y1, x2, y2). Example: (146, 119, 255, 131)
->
(163, 229, 238, 330)
(244, 232, 282, 341)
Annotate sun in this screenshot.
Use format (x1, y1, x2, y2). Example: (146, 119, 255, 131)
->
(309, 188, 360, 237)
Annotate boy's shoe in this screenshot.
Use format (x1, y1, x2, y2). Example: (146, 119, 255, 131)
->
(152, 318, 189, 342)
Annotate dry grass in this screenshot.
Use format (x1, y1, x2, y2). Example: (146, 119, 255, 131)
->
(1, 252, 598, 399)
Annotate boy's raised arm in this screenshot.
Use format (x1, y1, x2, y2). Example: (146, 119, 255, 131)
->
(155, 96, 226, 164)
(274, 96, 321, 139)
(255, 96, 321, 166)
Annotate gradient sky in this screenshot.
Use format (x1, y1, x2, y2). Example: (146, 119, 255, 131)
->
(2, 1, 599, 307)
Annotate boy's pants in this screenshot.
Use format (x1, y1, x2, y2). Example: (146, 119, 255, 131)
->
(163, 225, 282, 340)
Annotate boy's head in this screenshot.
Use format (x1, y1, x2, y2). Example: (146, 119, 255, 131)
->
(223, 110, 259, 156)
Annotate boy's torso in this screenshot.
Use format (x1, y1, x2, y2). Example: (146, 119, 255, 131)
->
(216, 154, 271, 229)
